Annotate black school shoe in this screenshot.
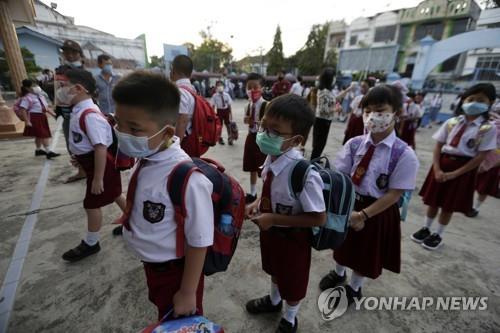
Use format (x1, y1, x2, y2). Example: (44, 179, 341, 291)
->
(46, 151, 61, 159)
(112, 225, 123, 236)
(276, 318, 298, 333)
(246, 295, 283, 314)
(62, 240, 101, 262)
(245, 193, 257, 204)
(465, 209, 479, 218)
(35, 149, 47, 156)
(422, 233, 443, 251)
(345, 285, 362, 306)
(219, 138, 225, 145)
(410, 227, 431, 244)
(319, 270, 347, 291)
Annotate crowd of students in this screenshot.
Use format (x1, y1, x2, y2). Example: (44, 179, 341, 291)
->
(13, 40, 499, 332)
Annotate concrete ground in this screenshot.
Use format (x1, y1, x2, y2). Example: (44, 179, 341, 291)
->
(0, 99, 499, 333)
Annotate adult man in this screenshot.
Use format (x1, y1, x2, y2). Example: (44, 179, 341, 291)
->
(55, 40, 87, 183)
(170, 55, 195, 143)
(95, 54, 120, 115)
(290, 75, 308, 97)
(271, 71, 291, 97)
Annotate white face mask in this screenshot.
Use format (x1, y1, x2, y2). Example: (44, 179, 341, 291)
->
(363, 112, 394, 133)
(56, 85, 77, 106)
(217, 86, 224, 93)
(114, 124, 168, 158)
(32, 86, 42, 95)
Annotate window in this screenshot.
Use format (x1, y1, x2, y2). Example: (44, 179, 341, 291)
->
(398, 25, 411, 45)
(374, 25, 397, 42)
(414, 22, 444, 41)
(436, 6, 440, 13)
(350, 35, 358, 46)
(450, 18, 469, 36)
(441, 54, 460, 72)
(474, 55, 500, 81)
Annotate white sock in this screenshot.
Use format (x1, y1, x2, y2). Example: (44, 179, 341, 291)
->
(250, 184, 257, 196)
(335, 263, 346, 277)
(270, 282, 282, 306)
(85, 231, 100, 246)
(474, 199, 483, 210)
(424, 216, 434, 229)
(348, 272, 365, 292)
(283, 302, 300, 325)
(436, 223, 446, 237)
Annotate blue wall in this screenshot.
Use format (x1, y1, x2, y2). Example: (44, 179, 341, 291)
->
(0, 34, 60, 71)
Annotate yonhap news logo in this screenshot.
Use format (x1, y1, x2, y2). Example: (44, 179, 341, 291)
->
(318, 286, 489, 321)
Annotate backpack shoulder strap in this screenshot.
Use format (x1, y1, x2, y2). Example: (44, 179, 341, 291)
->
(167, 160, 200, 258)
(79, 108, 100, 135)
(259, 101, 268, 120)
(289, 159, 313, 199)
(388, 137, 408, 174)
(447, 116, 462, 133)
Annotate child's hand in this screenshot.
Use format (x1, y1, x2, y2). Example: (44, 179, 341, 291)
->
(434, 169, 445, 182)
(252, 213, 274, 231)
(70, 156, 80, 168)
(91, 178, 104, 195)
(26, 121, 32, 127)
(245, 201, 259, 219)
(173, 289, 197, 317)
(243, 116, 250, 124)
(349, 212, 365, 231)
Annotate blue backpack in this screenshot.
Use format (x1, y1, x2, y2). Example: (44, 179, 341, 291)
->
(289, 157, 355, 250)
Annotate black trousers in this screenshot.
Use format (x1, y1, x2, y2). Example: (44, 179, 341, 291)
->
(311, 117, 332, 160)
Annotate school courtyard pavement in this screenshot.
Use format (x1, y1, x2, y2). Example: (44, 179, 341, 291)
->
(0, 99, 499, 333)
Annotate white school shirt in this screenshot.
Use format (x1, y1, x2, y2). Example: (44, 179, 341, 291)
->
(350, 94, 364, 116)
(211, 92, 232, 109)
(19, 93, 48, 114)
(433, 115, 497, 158)
(176, 78, 196, 135)
(290, 82, 303, 96)
(336, 131, 419, 199)
(122, 138, 214, 263)
(69, 99, 113, 155)
(248, 97, 265, 134)
(261, 148, 325, 223)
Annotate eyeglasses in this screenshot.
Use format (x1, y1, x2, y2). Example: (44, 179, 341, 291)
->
(258, 125, 294, 139)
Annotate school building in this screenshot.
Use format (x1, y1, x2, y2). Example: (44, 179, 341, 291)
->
(325, 0, 488, 83)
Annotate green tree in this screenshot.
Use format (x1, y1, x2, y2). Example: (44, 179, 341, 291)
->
(149, 55, 164, 68)
(0, 47, 41, 90)
(294, 23, 337, 75)
(191, 30, 232, 72)
(267, 25, 285, 75)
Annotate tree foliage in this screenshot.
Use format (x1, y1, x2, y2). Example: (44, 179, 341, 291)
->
(0, 47, 41, 90)
(267, 25, 285, 75)
(191, 30, 232, 72)
(294, 23, 337, 75)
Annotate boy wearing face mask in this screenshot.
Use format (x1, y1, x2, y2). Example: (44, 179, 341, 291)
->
(60, 69, 126, 262)
(245, 94, 326, 333)
(319, 85, 419, 305)
(211, 80, 233, 145)
(243, 73, 268, 203)
(414, 83, 497, 250)
(112, 71, 214, 319)
(95, 54, 120, 115)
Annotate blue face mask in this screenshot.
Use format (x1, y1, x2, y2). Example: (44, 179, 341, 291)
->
(102, 64, 113, 74)
(462, 102, 489, 116)
(114, 125, 168, 158)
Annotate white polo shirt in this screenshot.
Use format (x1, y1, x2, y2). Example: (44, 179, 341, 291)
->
(69, 98, 113, 155)
(123, 138, 214, 263)
(434, 115, 497, 158)
(211, 92, 232, 109)
(261, 148, 325, 224)
(176, 78, 196, 135)
(19, 93, 48, 114)
(247, 97, 265, 134)
(350, 94, 364, 116)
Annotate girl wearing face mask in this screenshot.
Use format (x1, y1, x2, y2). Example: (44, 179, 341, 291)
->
(415, 84, 497, 250)
(18, 79, 59, 158)
(319, 85, 419, 305)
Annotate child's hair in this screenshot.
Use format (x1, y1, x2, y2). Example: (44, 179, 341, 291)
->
(216, 80, 224, 86)
(65, 69, 96, 95)
(97, 54, 111, 64)
(265, 94, 315, 139)
(407, 91, 416, 99)
(360, 84, 403, 112)
(20, 79, 33, 96)
(112, 70, 180, 125)
(318, 68, 335, 90)
(246, 72, 263, 86)
(362, 78, 375, 88)
(172, 55, 193, 77)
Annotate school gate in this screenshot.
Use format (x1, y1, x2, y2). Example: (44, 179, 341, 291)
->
(411, 28, 500, 90)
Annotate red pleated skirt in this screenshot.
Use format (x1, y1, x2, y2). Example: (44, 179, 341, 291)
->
(243, 132, 266, 172)
(476, 166, 500, 197)
(333, 195, 401, 279)
(75, 152, 122, 209)
(343, 114, 364, 145)
(419, 154, 476, 213)
(23, 113, 51, 138)
(400, 121, 416, 149)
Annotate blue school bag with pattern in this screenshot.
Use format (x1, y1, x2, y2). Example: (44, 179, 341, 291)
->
(289, 157, 355, 250)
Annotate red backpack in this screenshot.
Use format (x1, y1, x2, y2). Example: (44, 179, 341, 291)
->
(178, 86, 222, 157)
(79, 109, 135, 171)
(167, 158, 245, 276)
